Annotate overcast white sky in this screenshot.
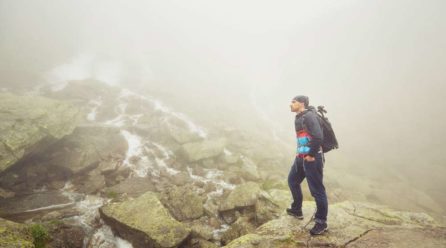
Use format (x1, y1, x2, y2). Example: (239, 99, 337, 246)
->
(1, 0, 446, 168)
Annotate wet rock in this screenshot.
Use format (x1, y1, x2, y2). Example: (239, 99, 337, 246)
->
(99, 191, 191, 248)
(0, 191, 74, 221)
(0, 217, 34, 248)
(87, 225, 119, 248)
(188, 238, 219, 248)
(160, 185, 205, 221)
(170, 171, 192, 186)
(221, 217, 256, 245)
(219, 182, 262, 212)
(180, 139, 226, 162)
(203, 198, 220, 218)
(75, 173, 106, 195)
(46, 222, 86, 248)
(190, 222, 214, 241)
(105, 177, 155, 198)
(44, 126, 127, 175)
(0, 93, 81, 173)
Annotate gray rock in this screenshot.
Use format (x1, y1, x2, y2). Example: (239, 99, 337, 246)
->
(221, 217, 256, 245)
(160, 185, 205, 221)
(46, 126, 127, 175)
(219, 182, 262, 212)
(99, 192, 191, 248)
(224, 201, 444, 248)
(181, 139, 226, 162)
(105, 177, 155, 198)
(0, 93, 81, 173)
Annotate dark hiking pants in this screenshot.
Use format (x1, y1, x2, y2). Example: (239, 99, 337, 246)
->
(287, 152, 328, 223)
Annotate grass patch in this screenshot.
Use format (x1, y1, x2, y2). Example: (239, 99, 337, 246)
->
(30, 224, 49, 248)
(106, 190, 119, 199)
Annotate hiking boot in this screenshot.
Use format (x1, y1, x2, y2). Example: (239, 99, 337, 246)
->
(310, 222, 328, 235)
(286, 208, 304, 219)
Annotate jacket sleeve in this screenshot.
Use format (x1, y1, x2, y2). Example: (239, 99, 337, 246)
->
(304, 112, 323, 157)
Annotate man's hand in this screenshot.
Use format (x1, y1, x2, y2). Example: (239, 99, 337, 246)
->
(304, 155, 315, 162)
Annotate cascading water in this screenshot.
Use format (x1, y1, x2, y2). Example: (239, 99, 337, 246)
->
(47, 85, 235, 247)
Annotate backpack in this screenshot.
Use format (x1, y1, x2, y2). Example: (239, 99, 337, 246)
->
(315, 106, 339, 153)
(304, 106, 339, 153)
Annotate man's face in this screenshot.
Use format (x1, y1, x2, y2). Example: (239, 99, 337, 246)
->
(290, 100, 303, 112)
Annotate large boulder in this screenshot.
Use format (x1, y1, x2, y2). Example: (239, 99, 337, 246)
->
(0, 191, 74, 221)
(219, 182, 262, 212)
(160, 185, 205, 221)
(0, 218, 34, 248)
(99, 191, 191, 248)
(42, 125, 127, 175)
(0, 93, 81, 173)
(180, 139, 226, 162)
(224, 201, 443, 248)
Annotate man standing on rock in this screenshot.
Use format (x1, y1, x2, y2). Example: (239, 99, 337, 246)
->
(287, 95, 328, 235)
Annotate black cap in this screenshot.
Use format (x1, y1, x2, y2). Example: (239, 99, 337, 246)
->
(292, 95, 309, 107)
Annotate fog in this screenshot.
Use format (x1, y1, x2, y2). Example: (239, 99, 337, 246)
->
(1, 0, 446, 214)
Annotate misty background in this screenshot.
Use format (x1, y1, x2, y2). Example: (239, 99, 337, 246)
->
(1, 0, 445, 215)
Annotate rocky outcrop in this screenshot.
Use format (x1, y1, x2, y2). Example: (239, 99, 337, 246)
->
(0, 125, 127, 194)
(44, 126, 127, 175)
(0, 93, 81, 173)
(99, 191, 191, 248)
(0, 191, 74, 221)
(224, 201, 444, 248)
(0, 218, 34, 248)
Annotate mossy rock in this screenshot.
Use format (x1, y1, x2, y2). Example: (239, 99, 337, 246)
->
(100, 191, 191, 248)
(160, 185, 204, 221)
(0, 218, 34, 248)
(219, 182, 262, 212)
(0, 93, 81, 173)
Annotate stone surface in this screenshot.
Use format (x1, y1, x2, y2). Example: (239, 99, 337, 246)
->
(99, 191, 191, 248)
(224, 201, 444, 248)
(44, 125, 127, 175)
(0, 218, 34, 248)
(219, 182, 262, 212)
(0, 93, 81, 173)
(181, 139, 226, 162)
(105, 177, 155, 198)
(160, 185, 205, 221)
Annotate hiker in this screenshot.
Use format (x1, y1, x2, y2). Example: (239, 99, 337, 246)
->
(287, 95, 328, 235)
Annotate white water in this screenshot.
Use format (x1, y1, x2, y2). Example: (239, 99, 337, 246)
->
(212, 224, 230, 241)
(87, 97, 103, 121)
(187, 167, 235, 198)
(89, 224, 133, 248)
(36, 84, 233, 246)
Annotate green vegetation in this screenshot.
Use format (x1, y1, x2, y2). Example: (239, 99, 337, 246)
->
(106, 190, 118, 199)
(30, 224, 49, 248)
